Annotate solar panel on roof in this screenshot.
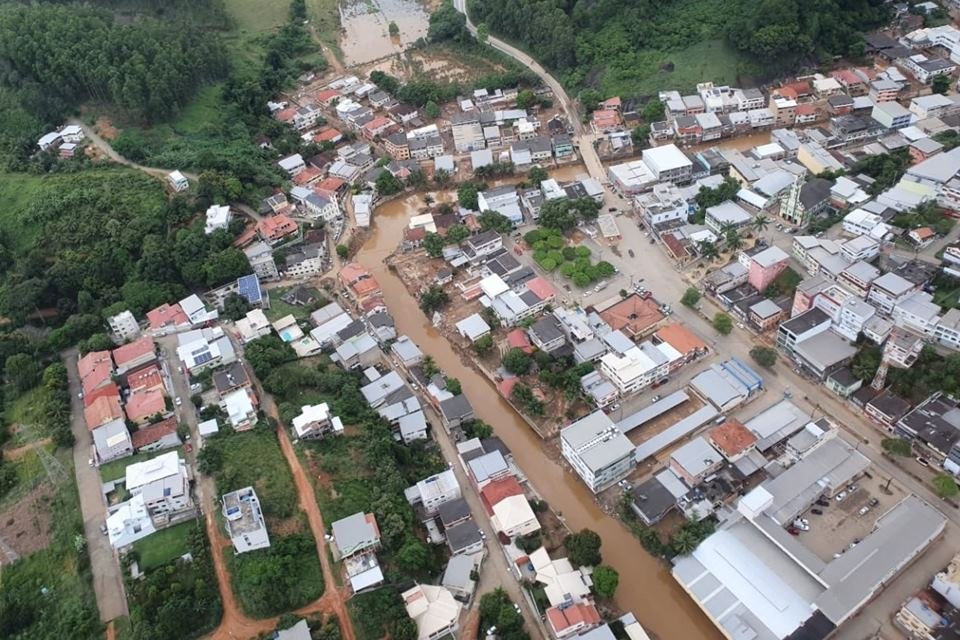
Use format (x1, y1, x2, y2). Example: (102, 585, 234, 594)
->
(194, 351, 214, 366)
(237, 274, 262, 304)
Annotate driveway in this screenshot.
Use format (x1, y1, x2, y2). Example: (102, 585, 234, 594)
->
(63, 349, 128, 622)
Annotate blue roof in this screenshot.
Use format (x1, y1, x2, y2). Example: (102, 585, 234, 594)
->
(237, 274, 262, 304)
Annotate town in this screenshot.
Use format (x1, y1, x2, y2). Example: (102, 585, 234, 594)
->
(11, 1, 960, 640)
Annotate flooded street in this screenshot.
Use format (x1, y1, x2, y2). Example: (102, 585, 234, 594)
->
(339, 0, 430, 65)
(354, 192, 721, 640)
(688, 130, 771, 153)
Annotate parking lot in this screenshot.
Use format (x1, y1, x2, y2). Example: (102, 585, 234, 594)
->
(795, 469, 908, 563)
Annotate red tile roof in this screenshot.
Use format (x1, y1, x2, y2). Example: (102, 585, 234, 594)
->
(525, 276, 556, 301)
(84, 393, 123, 430)
(275, 107, 296, 122)
(599, 96, 622, 110)
(84, 382, 120, 408)
(592, 109, 621, 129)
(599, 294, 665, 337)
(339, 262, 370, 285)
(313, 128, 342, 143)
(292, 166, 322, 186)
(78, 350, 114, 396)
(146, 303, 189, 331)
(315, 176, 346, 196)
(795, 103, 817, 116)
(352, 277, 382, 299)
(655, 324, 707, 356)
(709, 419, 757, 458)
(78, 350, 112, 380)
(127, 364, 164, 393)
(130, 416, 178, 450)
(497, 377, 518, 398)
(506, 329, 533, 353)
(257, 214, 299, 241)
(125, 388, 166, 424)
(316, 89, 340, 103)
(662, 234, 689, 259)
(546, 603, 601, 633)
(479, 476, 523, 514)
(112, 336, 155, 368)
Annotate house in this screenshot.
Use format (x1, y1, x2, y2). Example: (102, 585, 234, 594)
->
(257, 214, 299, 245)
(560, 411, 635, 493)
(439, 394, 474, 429)
(331, 512, 381, 558)
(79, 349, 115, 396)
(455, 314, 491, 343)
(124, 388, 167, 425)
(709, 419, 757, 462)
(284, 245, 325, 279)
(392, 335, 424, 368)
(642, 144, 693, 183)
(825, 367, 863, 398)
(107, 311, 140, 342)
(244, 241, 280, 282)
(872, 101, 912, 130)
(221, 388, 258, 431)
(398, 411, 429, 444)
(547, 603, 603, 639)
(204, 204, 231, 235)
(176, 327, 236, 374)
(125, 451, 193, 521)
(405, 469, 462, 515)
(490, 493, 540, 537)
(865, 391, 913, 429)
(112, 336, 156, 376)
(223, 487, 270, 553)
(529, 314, 566, 353)
(441, 553, 479, 601)
(130, 416, 181, 453)
(106, 494, 156, 548)
(746, 246, 789, 292)
(669, 437, 723, 488)
(598, 294, 665, 339)
(910, 137, 944, 163)
(478, 185, 523, 225)
(705, 201, 752, 232)
(278, 154, 306, 176)
(748, 299, 784, 331)
(292, 403, 344, 440)
(167, 171, 189, 192)
(868, 272, 918, 314)
(402, 584, 462, 640)
(529, 546, 592, 606)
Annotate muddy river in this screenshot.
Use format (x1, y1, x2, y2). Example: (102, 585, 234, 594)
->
(354, 190, 721, 640)
(339, 0, 430, 66)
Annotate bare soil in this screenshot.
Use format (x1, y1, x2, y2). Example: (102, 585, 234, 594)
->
(0, 483, 54, 563)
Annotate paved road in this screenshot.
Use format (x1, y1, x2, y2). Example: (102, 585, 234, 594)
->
(63, 349, 129, 623)
(67, 118, 199, 182)
(450, 0, 607, 184)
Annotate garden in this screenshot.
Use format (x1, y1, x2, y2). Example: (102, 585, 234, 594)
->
(524, 228, 615, 288)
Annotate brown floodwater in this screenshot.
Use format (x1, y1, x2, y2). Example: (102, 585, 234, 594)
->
(354, 191, 722, 640)
(339, 0, 430, 65)
(688, 130, 772, 153)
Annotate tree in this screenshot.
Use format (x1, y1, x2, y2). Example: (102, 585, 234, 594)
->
(642, 99, 665, 122)
(5, 354, 40, 394)
(423, 232, 444, 257)
(376, 170, 404, 196)
(933, 74, 951, 95)
(503, 348, 532, 375)
(724, 227, 743, 251)
(446, 224, 471, 245)
(752, 214, 771, 237)
(478, 210, 512, 233)
(592, 565, 619, 598)
(222, 293, 251, 321)
(457, 183, 479, 210)
(631, 124, 651, 149)
(712, 312, 733, 335)
(473, 334, 494, 355)
(934, 473, 959, 499)
(749, 346, 777, 367)
(476, 22, 489, 44)
(433, 168, 451, 187)
(564, 529, 602, 567)
(419, 286, 449, 314)
(538, 198, 578, 231)
(424, 100, 440, 119)
(388, 21, 400, 36)
(445, 377, 462, 395)
(516, 89, 537, 109)
(697, 240, 719, 260)
(881, 438, 912, 457)
(336, 244, 349, 259)
(527, 165, 548, 184)
(681, 287, 701, 307)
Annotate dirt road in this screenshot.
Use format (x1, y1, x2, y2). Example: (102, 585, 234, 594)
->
(2, 437, 52, 461)
(67, 118, 199, 182)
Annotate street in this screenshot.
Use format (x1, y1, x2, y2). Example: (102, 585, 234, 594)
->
(64, 349, 128, 623)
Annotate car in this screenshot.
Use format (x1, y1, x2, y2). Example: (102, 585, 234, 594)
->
(869, 498, 879, 508)
(608, 207, 617, 212)
(786, 526, 799, 536)
(480, 530, 487, 540)
(174, 397, 182, 407)
(628, 249, 635, 257)
(185, 443, 193, 453)
(513, 603, 521, 614)
(816, 498, 829, 507)
(100, 524, 108, 535)
(77, 392, 84, 399)
(88, 458, 94, 467)
(811, 508, 823, 515)
(736, 322, 745, 329)
(609, 403, 620, 411)
(190, 382, 201, 392)
(917, 456, 930, 467)
(783, 389, 793, 399)
(835, 491, 848, 502)
(651, 395, 662, 403)
(858, 505, 870, 516)
(640, 291, 652, 300)
(847, 483, 858, 493)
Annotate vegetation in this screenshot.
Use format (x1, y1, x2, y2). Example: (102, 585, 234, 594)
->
(478, 589, 529, 640)
(881, 438, 912, 457)
(350, 589, 417, 640)
(479, 211, 513, 233)
(503, 348, 533, 375)
(850, 150, 910, 195)
(512, 383, 544, 416)
(419, 286, 450, 314)
(934, 473, 959, 499)
(525, 227, 612, 287)
(681, 287, 701, 308)
(228, 532, 325, 617)
(933, 74, 951, 95)
(563, 528, 602, 567)
(537, 197, 601, 232)
(131, 520, 195, 571)
(712, 312, 733, 335)
(592, 565, 619, 598)
(749, 346, 777, 368)
(125, 523, 221, 640)
(892, 201, 955, 237)
(763, 266, 802, 299)
(692, 178, 740, 223)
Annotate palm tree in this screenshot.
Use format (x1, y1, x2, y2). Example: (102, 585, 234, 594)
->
(752, 214, 770, 239)
(422, 194, 434, 207)
(697, 240, 719, 261)
(725, 228, 743, 251)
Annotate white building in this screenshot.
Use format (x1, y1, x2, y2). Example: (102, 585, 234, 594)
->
(106, 494, 156, 549)
(405, 469, 462, 515)
(292, 403, 344, 440)
(222, 487, 271, 553)
(935, 308, 960, 351)
(352, 194, 373, 228)
(599, 341, 680, 395)
(402, 584, 462, 640)
(892, 291, 942, 336)
(635, 182, 688, 226)
(278, 153, 306, 176)
(204, 204, 231, 235)
(478, 185, 523, 225)
(221, 389, 257, 431)
(642, 144, 693, 183)
(125, 451, 193, 518)
(705, 201, 753, 232)
(167, 171, 189, 192)
(108, 310, 141, 342)
(868, 272, 918, 314)
(560, 411, 636, 493)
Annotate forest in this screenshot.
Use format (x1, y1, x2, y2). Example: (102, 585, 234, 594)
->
(469, 0, 891, 96)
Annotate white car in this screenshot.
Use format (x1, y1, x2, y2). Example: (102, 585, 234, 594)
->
(175, 397, 182, 407)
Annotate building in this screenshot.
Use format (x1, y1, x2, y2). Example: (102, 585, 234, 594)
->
(204, 204, 231, 235)
(108, 311, 141, 341)
(560, 411, 636, 493)
(490, 493, 540, 537)
(709, 419, 758, 462)
(125, 451, 193, 521)
(866, 391, 913, 429)
(402, 584, 462, 640)
(642, 144, 693, 183)
(935, 308, 960, 350)
(223, 487, 270, 553)
(292, 403, 344, 440)
(331, 512, 380, 558)
(669, 437, 723, 488)
(439, 394, 474, 430)
(868, 272, 918, 314)
(777, 307, 832, 356)
(689, 359, 763, 412)
(405, 469, 462, 516)
(747, 246, 789, 293)
(871, 101, 912, 129)
(221, 388, 257, 431)
(167, 171, 189, 192)
(705, 201, 752, 232)
(897, 392, 960, 464)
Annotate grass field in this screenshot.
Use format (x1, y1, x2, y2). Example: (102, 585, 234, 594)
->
(599, 39, 745, 97)
(263, 286, 325, 323)
(99, 447, 182, 483)
(132, 520, 196, 570)
(204, 429, 298, 522)
(306, 0, 343, 49)
(5, 386, 48, 446)
(935, 284, 960, 310)
(224, 0, 290, 33)
(0, 172, 48, 251)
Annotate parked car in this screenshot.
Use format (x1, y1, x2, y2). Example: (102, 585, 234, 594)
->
(811, 508, 823, 515)
(816, 498, 829, 507)
(835, 491, 848, 502)
(786, 526, 800, 536)
(858, 505, 870, 516)
(175, 397, 182, 407)
(917, 456, 930, 467)
(628, 249, 635, 258)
